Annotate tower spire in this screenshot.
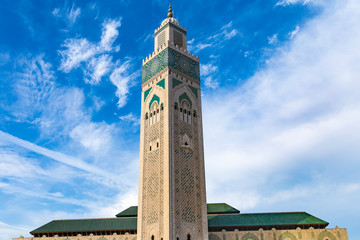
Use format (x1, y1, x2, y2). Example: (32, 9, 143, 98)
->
(167, 3, 173, 18)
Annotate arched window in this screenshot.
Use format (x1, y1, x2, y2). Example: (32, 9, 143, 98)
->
(187, 234, 191, 240)
(157, 142, 159, 148)
(149, 146, 152, 151)
(151, 235, 154, 240)
(145, 113, 148, 120)
(180, 100, 191, 123)
(161, 103, 164, 111)
(193, 110, 196, 117)
(174, 102, 178, 110)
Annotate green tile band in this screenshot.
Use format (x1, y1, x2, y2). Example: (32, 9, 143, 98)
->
(142, 48, 200, 84)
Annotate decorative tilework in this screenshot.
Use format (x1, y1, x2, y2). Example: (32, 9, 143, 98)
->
(241, 233, 258, 240)
(188, 85, 198, 98)
(173, 78, 182, 88)
(279, 232, 296, 240)
(179, 92, 192, 108)
(317, 231, 336, 240)
(156, 79, 165, 89)
(144, 87, 152, 102)
(142, 48, 200, 83)
(155, 22, 186, 37)
(149, 94, 160, 110)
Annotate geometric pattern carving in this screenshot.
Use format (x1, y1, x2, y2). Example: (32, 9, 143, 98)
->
(279, 232, 296, 240)
(174, 30, 183, 48)
(241, 233, 259, 240)
(317, 231, 336, 240)
(142, 48, 200, 83)
(158, 31, 165, 48)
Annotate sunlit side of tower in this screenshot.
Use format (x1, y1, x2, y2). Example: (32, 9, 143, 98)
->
(138, 6, 208, 240)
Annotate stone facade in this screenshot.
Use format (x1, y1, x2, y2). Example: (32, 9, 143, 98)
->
(138, 16, 208, 240)
(13, 227, 349, 240)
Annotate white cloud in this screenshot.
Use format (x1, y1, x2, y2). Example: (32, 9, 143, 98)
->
(85, 54, 113, 84)
(0, 52, 10, 65)
(276, 0, 312, 6)
(203, 0, 360, 212)
(59, 38, 97, 72)
(67, 5, 81, 25)
(191, 21, 239, 53)
(58, 18, 137, 108)
(289, 25, 300, 38)
(204, 76, 219, 89)
(70, 122, 113, 152)
(110, 60, 140, 108)
(119, 113, 140, 126)
(268, 33, 279, 44)
(51, 4, 81, 26)
(99, 19, 121, 51)
(200, 63, 218, 76)
(0, 130, 118, 183)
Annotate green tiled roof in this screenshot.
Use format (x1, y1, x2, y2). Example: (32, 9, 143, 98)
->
(31, 204, 328, 234)
(207, 212, 328, 228)
(207, 203, 240, 215)
(116, 206, 138, 217)
(115, 203, 239, 218)
(31, 218, 137, 234)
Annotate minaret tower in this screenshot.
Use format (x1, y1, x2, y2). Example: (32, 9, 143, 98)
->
(138, 6, 208, 240)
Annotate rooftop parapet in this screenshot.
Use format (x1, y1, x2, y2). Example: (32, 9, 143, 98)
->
(154, 18, 187, 36)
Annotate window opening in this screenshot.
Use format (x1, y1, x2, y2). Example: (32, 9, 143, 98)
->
(151, 235, 154, 240)
(157, 142, 159, 148)
(187, 234, 191, 240)
(149, 146, 152, 151)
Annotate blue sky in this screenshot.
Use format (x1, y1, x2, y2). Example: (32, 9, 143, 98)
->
(0, 0, 359, 239)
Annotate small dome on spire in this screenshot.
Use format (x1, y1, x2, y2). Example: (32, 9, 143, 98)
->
(167, 5, 173, 18)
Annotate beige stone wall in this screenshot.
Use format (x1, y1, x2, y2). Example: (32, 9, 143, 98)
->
(208, 227, 348, 240)
(13, 227, 349, 240)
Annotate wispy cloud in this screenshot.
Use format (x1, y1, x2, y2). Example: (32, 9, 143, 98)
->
(275, 0, 312, 6)
(188, 21, 239, 53)
(204, 0, 360, 213)
(0, 130, 117, 182)
(268, 33, 279, 44)
(289, 25, 300, 38)
(201, 63, 219, 89)
(52, 3, 81, 26)
(119, 113, 140, 126)
(110, 60, 140, 108)
(70, 122, 114, 152)
(58, 18, 137, 108)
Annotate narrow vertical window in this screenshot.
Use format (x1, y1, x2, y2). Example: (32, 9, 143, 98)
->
(187, 234, 191, 240)
(151, 235, 154, 240)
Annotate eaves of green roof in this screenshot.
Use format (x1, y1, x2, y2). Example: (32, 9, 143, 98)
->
(115, 203, 239, 218)
(207, 212, 328, 228)
(31, 218, 137, 234)
(207, 203, 240, 215)
(116, 206, 138, 217)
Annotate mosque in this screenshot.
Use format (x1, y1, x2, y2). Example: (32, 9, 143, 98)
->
(13, 6, 348, 240)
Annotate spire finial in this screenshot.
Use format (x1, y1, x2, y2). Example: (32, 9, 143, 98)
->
(167, 3, 173, 18)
